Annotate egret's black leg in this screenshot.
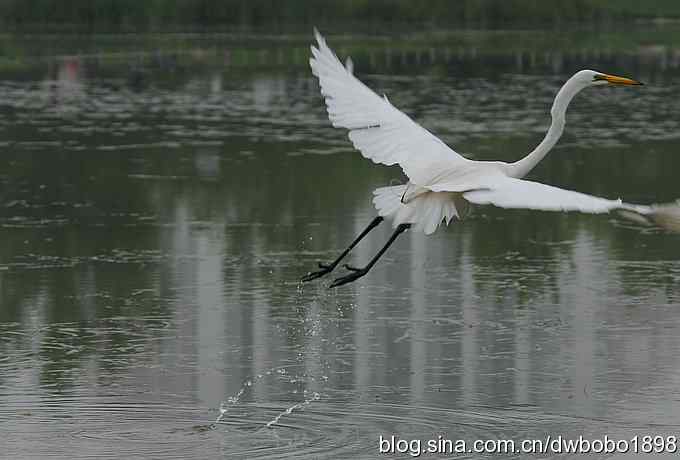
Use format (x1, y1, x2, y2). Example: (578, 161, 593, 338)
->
(330, 223, 411, 288)
(301, 216, 384, 282)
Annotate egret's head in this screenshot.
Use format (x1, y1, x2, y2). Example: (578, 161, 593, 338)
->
(576, 69, 643, 87)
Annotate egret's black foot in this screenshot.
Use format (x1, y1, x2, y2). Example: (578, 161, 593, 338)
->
(329, 267, 369, 288)
(301, 262, 336, 282)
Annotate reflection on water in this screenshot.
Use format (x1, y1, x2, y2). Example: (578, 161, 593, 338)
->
(0, 28, 680, 458)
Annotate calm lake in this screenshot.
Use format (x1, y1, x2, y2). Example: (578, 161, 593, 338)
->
(1, 26, 680, 459)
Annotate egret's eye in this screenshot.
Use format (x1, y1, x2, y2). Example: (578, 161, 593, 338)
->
(593, 74, 607, 82)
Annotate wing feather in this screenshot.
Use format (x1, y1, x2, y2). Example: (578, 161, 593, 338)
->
(309, 29, 469, 186)
(463, 177, 628, 213)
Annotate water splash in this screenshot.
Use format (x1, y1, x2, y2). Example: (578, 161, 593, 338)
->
(212, 366, 294, 428)
(213, 401, 228, 427)
(265, 391, 321, 429)
(212, 379, 252, 428)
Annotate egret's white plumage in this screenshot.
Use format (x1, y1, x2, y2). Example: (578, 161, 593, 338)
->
(310, 30, 470, 189)
(308, 29, 680, 237)
(373, 185, 467, 235)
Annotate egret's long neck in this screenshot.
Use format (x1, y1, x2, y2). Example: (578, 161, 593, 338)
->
(509, 79, 583, 178)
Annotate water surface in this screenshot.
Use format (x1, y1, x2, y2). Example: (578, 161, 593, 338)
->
(1, 27, 680, 459)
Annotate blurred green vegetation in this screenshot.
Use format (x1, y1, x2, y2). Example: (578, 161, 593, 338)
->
(1, 0, 680, 32)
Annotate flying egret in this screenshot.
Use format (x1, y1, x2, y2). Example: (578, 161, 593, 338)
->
(302, 29, 679, 288)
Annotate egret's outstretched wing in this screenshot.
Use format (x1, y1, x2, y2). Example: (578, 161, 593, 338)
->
(310, 29, 469, 186)
(462, 177, 638, 214)
(462, 177, 680, 232)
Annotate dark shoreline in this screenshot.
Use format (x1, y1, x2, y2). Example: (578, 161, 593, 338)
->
(1, 0, 680, 34)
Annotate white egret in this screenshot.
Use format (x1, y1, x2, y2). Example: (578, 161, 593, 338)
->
(302, 29, 679, 288)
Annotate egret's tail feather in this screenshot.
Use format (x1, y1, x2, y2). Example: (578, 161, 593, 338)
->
(372, 185, 465, 235)
(373, 185, 407, 218)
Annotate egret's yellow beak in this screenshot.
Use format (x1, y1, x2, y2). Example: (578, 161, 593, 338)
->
(595, 73, 643, 86)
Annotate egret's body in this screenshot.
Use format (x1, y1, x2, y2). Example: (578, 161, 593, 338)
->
(302, 30, 677, 287)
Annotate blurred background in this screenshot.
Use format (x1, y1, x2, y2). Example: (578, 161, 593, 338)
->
(0, 0, 680, 31)
(1, 1, 680, 459)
